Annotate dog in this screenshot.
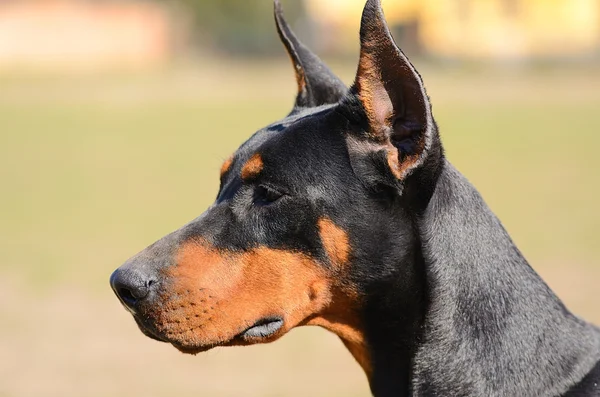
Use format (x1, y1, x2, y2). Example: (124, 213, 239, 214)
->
(110, 0, 600, 395)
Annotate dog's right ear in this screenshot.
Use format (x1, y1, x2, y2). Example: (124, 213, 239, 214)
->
(274, 0, 347, 109)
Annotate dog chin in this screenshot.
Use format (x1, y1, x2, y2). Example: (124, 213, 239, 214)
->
(133, 320, 219, 353)
(134, 315, 286, 354)
(172, 342, 221, 355)
(134, 317, 168, 343)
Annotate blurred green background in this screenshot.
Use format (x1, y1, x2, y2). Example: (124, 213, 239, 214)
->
(1, 0, 600, 396)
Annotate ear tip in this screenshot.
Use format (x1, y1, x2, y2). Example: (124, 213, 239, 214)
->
(360, 0, 388, 41)
(273, 0, 285, 32)
(362, 0, 385, 22)
(274, 1, 291, 42)
(364, 0, 383, 13)
(274, 0, 289, 30)
(274, 0, 283, 17)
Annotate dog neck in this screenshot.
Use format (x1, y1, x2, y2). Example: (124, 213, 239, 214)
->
(360, 161, 600, 397)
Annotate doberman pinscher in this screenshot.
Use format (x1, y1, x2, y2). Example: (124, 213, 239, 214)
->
(110, 0, 600, 395)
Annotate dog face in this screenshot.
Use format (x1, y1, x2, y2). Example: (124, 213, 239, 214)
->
(110, 0, 440, 375)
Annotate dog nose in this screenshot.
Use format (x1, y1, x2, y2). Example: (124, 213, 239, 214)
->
(110, 268, 157, 309)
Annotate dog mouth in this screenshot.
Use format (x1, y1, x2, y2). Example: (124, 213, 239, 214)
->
(133, 315, 284, 354)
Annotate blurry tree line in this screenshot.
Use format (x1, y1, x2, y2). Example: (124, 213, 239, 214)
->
(177, 0, 309, 56)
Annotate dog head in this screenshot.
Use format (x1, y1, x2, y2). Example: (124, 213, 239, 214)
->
(110, 0, 442, 376)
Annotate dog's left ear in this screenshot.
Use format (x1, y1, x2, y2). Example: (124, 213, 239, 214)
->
(274, 0, 347, 109)
(351, 0, 435, 181)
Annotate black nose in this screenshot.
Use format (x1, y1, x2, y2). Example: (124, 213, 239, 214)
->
(110, 268, 157, 309)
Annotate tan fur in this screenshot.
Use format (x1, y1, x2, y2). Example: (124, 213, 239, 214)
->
(220, 156, 233, 177)
(318, 217, 350, 269)
(356, 55, 391, 139)
(241, 153, 264, 180)
(292, 62, 307, 94)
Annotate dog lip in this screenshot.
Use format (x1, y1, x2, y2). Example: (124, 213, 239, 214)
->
(238, 317, 284, 340)
(132, 313, 285, 353)
(133, 316, 169, 343)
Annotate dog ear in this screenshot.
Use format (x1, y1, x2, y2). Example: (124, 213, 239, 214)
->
(274, 0, 347, 109)
(351, 0, 435, 181)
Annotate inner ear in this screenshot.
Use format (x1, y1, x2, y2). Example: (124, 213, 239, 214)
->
(351, 0, 434, 180)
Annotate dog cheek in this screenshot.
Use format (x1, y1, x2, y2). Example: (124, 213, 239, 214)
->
(318, 217, 351, 270)
(239, 248, 333, 326)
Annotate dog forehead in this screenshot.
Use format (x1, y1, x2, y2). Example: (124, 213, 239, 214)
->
(271, 104, 338, 129)
(236, 104, 339, 158)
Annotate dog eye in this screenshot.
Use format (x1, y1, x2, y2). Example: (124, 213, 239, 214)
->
(253, 185, 284, 206)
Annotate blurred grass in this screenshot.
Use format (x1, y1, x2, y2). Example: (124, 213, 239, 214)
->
(0, 60, 599, 397)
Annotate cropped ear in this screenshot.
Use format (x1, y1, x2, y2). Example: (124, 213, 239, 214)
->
(352, 0, 435, 181)
(274, 0, 347, 109)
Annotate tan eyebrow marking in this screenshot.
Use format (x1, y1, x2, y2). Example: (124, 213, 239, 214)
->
(241, 153, 264, 180)
(220, 156, 234, 177)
